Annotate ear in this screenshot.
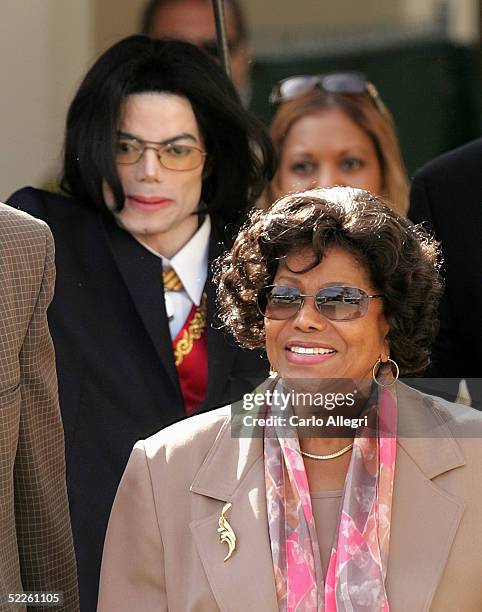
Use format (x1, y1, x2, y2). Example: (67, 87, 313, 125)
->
(380, 320, 390, 362)
(380, 336, 390, 363)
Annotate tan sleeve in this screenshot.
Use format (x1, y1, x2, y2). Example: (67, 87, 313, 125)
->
(15, 222, 80, 610)
(97, 441, 167, 611)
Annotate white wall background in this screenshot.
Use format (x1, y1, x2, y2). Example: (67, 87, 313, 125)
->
(0, 1, 94, 199)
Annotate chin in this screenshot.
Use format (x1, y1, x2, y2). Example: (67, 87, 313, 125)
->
(278, 365, 334, 380)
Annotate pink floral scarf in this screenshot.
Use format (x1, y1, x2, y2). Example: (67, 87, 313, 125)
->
(264, 384, 397, 611)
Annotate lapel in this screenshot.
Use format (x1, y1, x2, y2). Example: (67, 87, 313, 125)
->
(102, 218, 181, 392)
(386, 382, 466, 611)
(198, 236, 237, 412)
(190, 382, 278, 611)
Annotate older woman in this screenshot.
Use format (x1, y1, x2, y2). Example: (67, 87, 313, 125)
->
(266, 72, 409, 215)
(98, 187, 482, 611)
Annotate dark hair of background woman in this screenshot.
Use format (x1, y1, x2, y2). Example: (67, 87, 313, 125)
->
(61, 35, 275, 244)
(216, 187, 443, 375)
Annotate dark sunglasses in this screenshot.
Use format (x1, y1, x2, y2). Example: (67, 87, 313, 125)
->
(269, 71, 386, 114)
(257, 285, 384, 321)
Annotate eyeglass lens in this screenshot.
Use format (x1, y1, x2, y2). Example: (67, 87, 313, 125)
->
(321, 72, 366, 93)
(272, 72, 368, 104)
(115, 138, 204, 171)
(258, 285, 370, 321)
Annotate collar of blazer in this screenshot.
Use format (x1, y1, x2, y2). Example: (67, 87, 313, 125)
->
(189, 381, 467, 612)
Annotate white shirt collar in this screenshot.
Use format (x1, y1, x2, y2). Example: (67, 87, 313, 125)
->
(135, 216, 210, 306)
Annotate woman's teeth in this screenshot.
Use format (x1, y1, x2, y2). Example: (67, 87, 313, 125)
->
(288, 346, 335, 355)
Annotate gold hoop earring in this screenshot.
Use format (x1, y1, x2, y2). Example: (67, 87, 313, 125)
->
(372, 356, 399, 388)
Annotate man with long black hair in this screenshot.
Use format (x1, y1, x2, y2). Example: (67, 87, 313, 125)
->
(8, 36, 274, 610)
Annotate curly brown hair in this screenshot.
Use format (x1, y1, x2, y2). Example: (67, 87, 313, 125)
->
(215, 187, 443, 375)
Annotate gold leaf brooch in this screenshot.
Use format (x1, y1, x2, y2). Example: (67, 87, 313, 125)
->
(217, 502, 236, 561)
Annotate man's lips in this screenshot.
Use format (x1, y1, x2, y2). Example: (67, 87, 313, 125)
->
(127, 195, 173, 210)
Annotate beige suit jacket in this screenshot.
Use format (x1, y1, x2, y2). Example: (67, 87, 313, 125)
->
(0, 203, 79, 610)
(98, 381, 482, 611)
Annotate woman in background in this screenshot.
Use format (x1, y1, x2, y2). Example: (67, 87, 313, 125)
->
(266, 72, 408, 215)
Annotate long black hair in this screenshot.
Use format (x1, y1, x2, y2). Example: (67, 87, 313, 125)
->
(61, 35, 275, 244)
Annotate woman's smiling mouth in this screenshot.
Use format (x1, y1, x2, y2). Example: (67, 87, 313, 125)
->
(285, 342, 337, 365)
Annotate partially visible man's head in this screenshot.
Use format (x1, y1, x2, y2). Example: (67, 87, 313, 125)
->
(140, 0, 251, 99)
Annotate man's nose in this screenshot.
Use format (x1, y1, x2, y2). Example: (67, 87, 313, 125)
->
(135, 148, 164, 181)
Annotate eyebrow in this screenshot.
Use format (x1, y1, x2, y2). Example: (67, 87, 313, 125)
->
(337, 147, 372, 155)
(275, 276, 363, 289)
(117, 130, 198, 145)
(288, 151, 316, 158)
(286, 147, 316, 155)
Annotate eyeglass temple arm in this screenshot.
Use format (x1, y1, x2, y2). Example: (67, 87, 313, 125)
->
(366, 82, 388, 115)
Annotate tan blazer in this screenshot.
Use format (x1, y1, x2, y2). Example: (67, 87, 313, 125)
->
(98, 382, 482, 611)
(0, 204, 79, 610)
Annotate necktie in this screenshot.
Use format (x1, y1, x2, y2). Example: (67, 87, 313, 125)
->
(162, 268, 183, 292)
(163, 268, 183, 322)
(162, 267, 208, 415)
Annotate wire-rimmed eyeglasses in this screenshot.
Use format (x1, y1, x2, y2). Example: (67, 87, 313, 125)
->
(115, 134, 207, 171)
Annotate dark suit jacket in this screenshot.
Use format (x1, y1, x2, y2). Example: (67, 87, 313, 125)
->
(7, 187, 268, 612)
(409, 138, 482, 406)
(0, 203, 79, 611)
